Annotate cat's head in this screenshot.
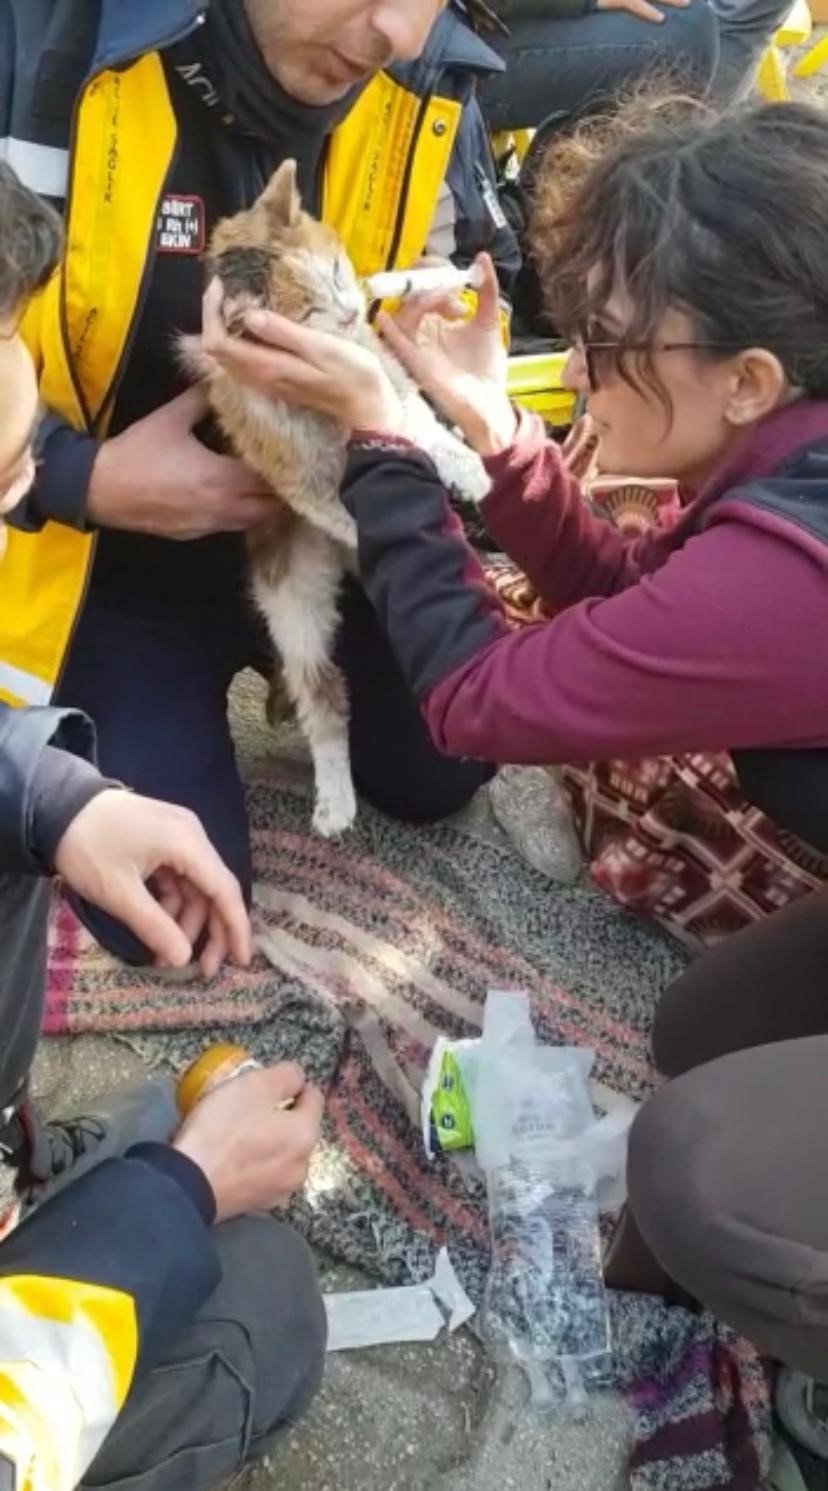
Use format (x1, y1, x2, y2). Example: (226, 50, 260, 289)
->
(205, 159, 366, 338)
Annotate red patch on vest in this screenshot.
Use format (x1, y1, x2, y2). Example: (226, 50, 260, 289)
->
(155, 195, 206, 255)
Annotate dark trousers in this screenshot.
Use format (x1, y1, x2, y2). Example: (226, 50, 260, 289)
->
(56, 582, 491, 964)
(83, 1214, 326, 1491)
(607, 889, 828, 1376)
(0, 890, 325, 1491)
(477, 0, 719, 132)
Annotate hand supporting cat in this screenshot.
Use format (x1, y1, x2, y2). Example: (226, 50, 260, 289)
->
(87, 386, 274, 540)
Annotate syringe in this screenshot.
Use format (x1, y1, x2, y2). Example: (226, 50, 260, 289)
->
(364, 262, 485, 301)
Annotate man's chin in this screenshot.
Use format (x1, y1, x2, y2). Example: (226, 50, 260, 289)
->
(279, 53, 373, 107)
(296, 78, 360, 105)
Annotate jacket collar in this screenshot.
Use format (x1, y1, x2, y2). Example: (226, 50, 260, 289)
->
(392, 4, 504, 94)
(95, 0, 205, 71)
(699, 398, 828, 506)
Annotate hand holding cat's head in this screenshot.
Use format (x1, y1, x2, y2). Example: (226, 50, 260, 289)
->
(199, 276, 404, 435)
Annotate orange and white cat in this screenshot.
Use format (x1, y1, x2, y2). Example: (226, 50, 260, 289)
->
(181, 159, 488, 837)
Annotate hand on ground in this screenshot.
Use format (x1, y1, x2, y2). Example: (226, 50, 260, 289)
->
(54, 789, 252, 977)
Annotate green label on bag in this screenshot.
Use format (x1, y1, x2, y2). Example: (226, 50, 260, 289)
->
(430, 1050, 474, 1152)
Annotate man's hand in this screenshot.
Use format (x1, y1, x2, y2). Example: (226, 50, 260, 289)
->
(200, 280, 405, 434)
(53, 789, 252, 977)
(596, 0, 689, 23)
(87, 387, 275, 540)
(173, 1063, 324, 1220)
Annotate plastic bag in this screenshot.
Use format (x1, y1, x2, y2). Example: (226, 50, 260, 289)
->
(471, 991, 629, 1199)
(469, 991, 632, 1417)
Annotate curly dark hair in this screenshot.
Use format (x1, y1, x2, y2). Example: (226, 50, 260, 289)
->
(0, 161, 62, 323)
(530, 95, 828, 402)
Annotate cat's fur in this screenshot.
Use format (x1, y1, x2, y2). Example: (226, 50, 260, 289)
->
(181, 159, 489, 837)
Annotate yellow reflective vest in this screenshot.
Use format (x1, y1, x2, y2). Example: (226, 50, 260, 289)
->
(1, 55, 463, 709)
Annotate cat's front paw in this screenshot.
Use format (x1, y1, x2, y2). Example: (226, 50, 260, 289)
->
(457, 454, 492, 505)
(313, 779, 357, 838)
(432, 443, 491, 506)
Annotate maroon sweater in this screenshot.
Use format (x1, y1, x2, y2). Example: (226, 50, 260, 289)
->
(341, 402, 828, 828)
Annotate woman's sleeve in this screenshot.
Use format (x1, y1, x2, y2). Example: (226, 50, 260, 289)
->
(342, 439, 822, 765)
(478, 409, 680, 607)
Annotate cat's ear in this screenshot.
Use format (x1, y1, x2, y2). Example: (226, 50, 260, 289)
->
(261, 159, 302, 229)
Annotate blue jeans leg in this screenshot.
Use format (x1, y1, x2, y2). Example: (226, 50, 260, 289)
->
(477, 1, 719, 132)
(709, 0, 794, 100)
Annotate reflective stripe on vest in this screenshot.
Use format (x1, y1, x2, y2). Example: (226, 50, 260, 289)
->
(0, 137, 70, 198)
(0, 661, 51, 708)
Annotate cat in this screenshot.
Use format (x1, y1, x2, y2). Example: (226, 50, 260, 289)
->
(180, 158, 489, 837)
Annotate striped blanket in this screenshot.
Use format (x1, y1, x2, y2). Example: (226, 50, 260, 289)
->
(45, 748, 772, 1489)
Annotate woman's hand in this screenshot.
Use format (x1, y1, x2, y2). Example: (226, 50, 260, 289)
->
(377, 253, 519, 456)
(200, 280, 405, 434)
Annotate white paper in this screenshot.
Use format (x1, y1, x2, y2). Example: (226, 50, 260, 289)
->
(324, 1248, 475, 1352)
(325, 1286, 444, 1351)
(432, 1247, 476, 1333)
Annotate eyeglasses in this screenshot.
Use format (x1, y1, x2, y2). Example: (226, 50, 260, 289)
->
(573, 336, 750, 392)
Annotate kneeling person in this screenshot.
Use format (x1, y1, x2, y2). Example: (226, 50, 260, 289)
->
(0, 162, 325, 1491)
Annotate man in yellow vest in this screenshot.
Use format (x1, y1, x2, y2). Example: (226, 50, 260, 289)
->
(0, 158, 327, 1491)
(2, 0, 515, 966)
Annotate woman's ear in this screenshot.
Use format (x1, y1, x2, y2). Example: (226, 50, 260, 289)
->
(724, 348, 790, 427)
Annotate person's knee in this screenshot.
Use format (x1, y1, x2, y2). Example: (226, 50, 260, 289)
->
(212, 1215, 326, 1450)
(654, 0, 720, 89)
(83, 1218, 324, 1491)
(651, 975, 698, 1077)
(253, 1220, 326, 1438)
(65, 826, 253, 968)
(355, 757, 494, 826)
(65, 893, 157, 966)
(627, 1074, 732, 1300)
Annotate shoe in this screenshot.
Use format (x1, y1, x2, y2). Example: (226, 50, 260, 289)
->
(771, 1435, 809, 1490)
(15, 1078, 179, 1209)
(775, 1371, 828, 1491)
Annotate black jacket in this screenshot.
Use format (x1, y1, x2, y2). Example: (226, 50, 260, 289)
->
(0, 703, 223, 1490)
(0, 703, 106, 1099)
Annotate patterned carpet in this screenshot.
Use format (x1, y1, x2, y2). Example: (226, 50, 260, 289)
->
(45, 740, 772, 1488)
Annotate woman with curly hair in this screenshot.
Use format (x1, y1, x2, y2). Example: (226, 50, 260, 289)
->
(203, 98, 828, 1481)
